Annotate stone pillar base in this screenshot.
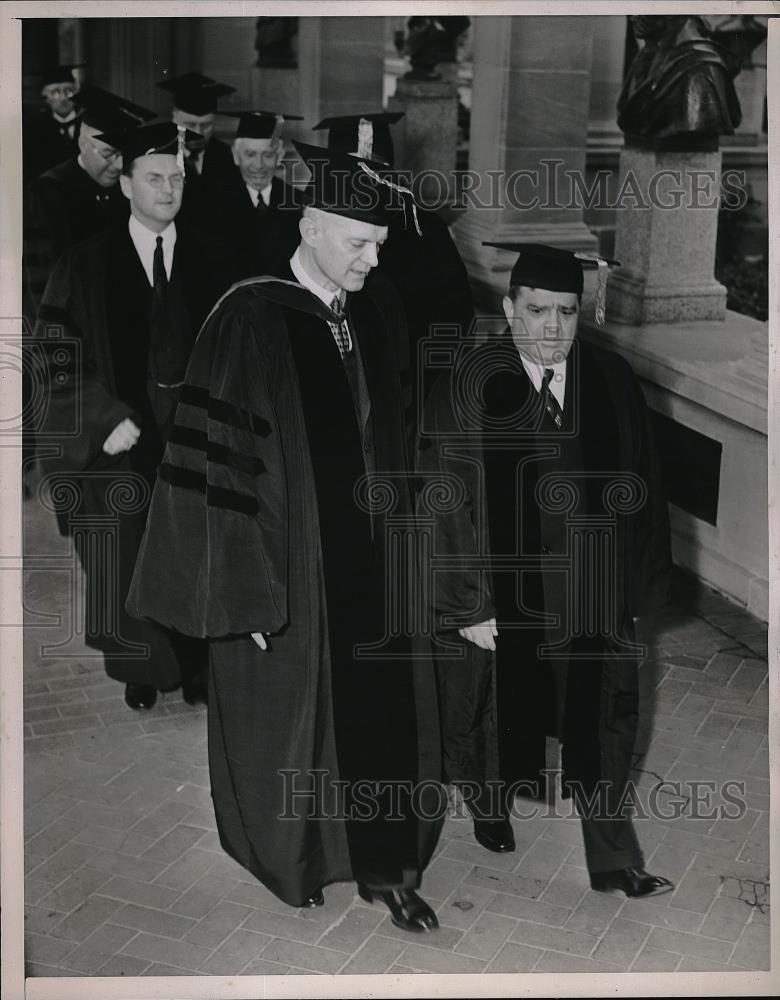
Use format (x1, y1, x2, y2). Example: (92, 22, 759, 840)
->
(608, 272, 727, 324)
(388, 77, 457, 203)
(610, 146, 727, 324)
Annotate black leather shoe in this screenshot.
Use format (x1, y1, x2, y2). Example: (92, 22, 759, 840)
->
(300, 890, 324, 908)
(590, 866, 674, 898)
(124, 683, 157, 710)
(358, 884, 438, 933)
(473, 817, 516, 853)
(182, 675, 208, 706)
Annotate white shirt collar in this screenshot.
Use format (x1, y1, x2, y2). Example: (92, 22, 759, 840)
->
(518, 353, 567, 409)
(128, 216, 177, 286)
(53, 109, 77, 123)
(246, 182, 273, 207)
(290, 247, 342, 309)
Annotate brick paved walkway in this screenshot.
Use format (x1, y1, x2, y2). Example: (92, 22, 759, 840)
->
(23, 490, 770, 977)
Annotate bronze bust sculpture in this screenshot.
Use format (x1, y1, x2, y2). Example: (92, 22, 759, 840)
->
(617, 15, 742, 147)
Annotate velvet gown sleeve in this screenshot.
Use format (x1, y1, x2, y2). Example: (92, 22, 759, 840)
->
(35, 245, 135, 472)
(416, 372, 496, 632)
(126, 288, 289, 639)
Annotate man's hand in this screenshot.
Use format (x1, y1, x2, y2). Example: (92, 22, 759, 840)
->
(102, 418, 141, 455)
(458, 618, 498, 651)
(251, 632, 269, 650)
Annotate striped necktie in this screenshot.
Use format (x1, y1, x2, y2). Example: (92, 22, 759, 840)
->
(541, 367, 564, 429)
(329, 295, 352, 358)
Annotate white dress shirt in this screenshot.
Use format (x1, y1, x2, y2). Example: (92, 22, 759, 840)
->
(128, 217, 177, 287)
(290, 248, 353, 354)
(246, 182, 273, 208)
(519, 354, 566, 410)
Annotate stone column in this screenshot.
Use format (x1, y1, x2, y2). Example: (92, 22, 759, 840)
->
(607, 144, 728, 323)
(453, 15, 599, 306)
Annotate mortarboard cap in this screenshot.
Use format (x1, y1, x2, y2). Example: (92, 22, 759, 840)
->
(293, 140, 420, 232)
(95, 121, 200, 171)
(222, 110, 303, 141)
(74, 87, 156, 133)
(156, 72, 236, 116)
(484, 242, 620, 325)
(312, 111, 404, 167)
(40, 64, 83, 87)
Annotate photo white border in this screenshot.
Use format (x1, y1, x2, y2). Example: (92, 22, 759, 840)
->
(1, 2, 777, 998)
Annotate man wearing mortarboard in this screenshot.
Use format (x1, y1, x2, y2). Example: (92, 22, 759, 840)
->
(127, 142, 444, 929)
(417, 244, 675, 898)
(34, 121, 232, 712)
(23, 64, 83, 182)
(313, 112, 475, 442)
(24, 87, 156, 316)
(156, 72, 237, 230)
(217, 109, 306, 278)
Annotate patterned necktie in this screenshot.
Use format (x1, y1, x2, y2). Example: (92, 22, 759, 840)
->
(541, 367, 564, 429)
(329, 294, 352, 358)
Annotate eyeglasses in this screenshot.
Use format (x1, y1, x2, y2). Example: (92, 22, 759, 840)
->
(90, 143, 122, 164)
(44, 85, 75, 98)
(144, 173, 185, 190)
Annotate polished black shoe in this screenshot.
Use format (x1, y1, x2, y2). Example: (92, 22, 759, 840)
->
(124, 683, 157, 710)
(182, 675, 209, 706)
(358, 884, 438, 933)
(590, 866, 674, 898)
(300, 890, 324, 908)
(473, 817, 516, 853)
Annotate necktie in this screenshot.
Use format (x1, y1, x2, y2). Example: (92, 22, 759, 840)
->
(329, 294, 352, 358)
(153, 236, 167, 294)
(255, 192, 267, 215)
(541, 368, 564, 429)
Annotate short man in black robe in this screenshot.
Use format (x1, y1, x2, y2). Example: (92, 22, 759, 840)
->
(24, 88, 156, 317)
(156, 72, 237, 236)
(127, 143, 444, 930)
(417, 243, 675, 898)
(35, 122, 229, 711)
(23, 64, 82, 182)
(216, 109, 305, 278)
(313, 112, 475, 435)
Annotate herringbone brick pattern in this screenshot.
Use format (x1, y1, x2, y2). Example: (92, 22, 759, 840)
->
(22, 495, 770, 977)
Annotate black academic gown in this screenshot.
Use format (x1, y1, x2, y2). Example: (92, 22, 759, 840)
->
(219, 173, 305, 279)
(378, 207, 474, 441)
(417, 333, 671, 809)
(23, 108, 81, 182)
(24, 158, 129, 318)
(34, 221, 229, 688)
(176, 138, 239, 243)
(126, 269, 443, 906)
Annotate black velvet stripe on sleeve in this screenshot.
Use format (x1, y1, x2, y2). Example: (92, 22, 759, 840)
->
(178, 384, 272, 438)
(167, 425, 266, 477)
(158, 462, 259, 517)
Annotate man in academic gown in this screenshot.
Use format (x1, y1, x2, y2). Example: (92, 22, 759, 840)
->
(156, 72, 237, 236)
(127, 143, 444, 928)
(313, 112, 475, 437)
(24, 87, 156, 317)
(417, 243, 675, 898)
(35, 122, 230, 711)
(216, 109, 305, 278)
(23, 64, 82, 182)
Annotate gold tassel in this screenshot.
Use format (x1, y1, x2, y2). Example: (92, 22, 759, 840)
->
(175, 123, 186, 173)
(357, 118, 373, 160)
(271, 114, 285, 145)
(358, 162, 422, 235)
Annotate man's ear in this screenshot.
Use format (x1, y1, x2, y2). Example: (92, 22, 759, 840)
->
(298, 213, 319, 248)
(118, 174, 132, 201)
(502, 294, 514, 328)
(231, 143, 240, 167)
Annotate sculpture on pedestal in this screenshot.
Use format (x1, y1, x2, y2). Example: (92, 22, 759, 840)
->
(254, 17, 298, 69)
(617, 15, 742, 145)
(402, 16, 470, 81)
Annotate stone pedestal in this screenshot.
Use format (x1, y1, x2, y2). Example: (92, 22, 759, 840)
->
(608, 146, 728, 324)
(388, 77, 458, 203)
(453, 16, 599, 307)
